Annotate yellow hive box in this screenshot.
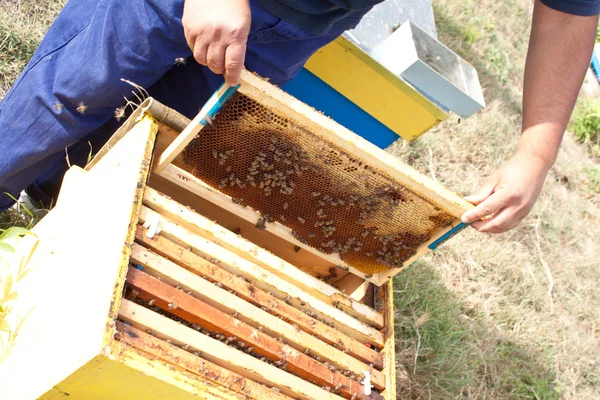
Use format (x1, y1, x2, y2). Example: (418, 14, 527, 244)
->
(0, 106, 397, 400)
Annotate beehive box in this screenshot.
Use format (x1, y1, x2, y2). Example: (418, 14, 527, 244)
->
(0, 71, 471, 399)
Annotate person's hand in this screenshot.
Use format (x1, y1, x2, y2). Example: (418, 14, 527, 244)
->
(182, 0, 251, 86)
(461, 152, 551, 233)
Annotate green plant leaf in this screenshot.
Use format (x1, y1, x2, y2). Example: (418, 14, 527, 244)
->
(3, 192, 34, 221)
(0, 242, 16, 253)
(0, 227, 31, 242)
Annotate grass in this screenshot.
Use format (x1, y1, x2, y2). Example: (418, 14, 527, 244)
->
(394, 264, 560, 399)
(569, 98, 600, 158)
(388, 0, 600, 398)
(0, 0, 65, 97)
(1, 0, 599, 399)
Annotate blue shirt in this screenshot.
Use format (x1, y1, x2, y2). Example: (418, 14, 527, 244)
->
(541, 0, 600, 16)
(257, 0, 600, 35)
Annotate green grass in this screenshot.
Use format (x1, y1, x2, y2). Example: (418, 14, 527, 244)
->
(394, 263, 560, 399)
(0, 0, 64, 97)
(389, 0, 600, 398)
(569, 98, 600, 158)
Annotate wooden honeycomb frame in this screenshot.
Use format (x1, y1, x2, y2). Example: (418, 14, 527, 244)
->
(155, 71, 472, 286)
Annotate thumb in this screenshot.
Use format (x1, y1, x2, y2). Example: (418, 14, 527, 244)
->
(464, 175, 498, 205)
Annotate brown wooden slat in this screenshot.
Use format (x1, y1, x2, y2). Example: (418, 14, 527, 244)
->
(126, 267, 376, 399)
(135, 225, 384, 370)
(142, 185, 384, 329)
(116, 322, 292, 400)
(137, 207, 385, 348)
(130, 243, 385, 390)
(119, 299, 343, 400)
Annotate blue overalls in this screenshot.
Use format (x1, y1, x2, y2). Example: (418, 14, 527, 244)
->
(0, 0, 344, 210)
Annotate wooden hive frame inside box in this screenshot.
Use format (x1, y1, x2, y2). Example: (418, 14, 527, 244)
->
(0, 103, 396, 399)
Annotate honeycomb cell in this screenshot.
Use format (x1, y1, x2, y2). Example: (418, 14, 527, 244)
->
(183, 93, 455, 275)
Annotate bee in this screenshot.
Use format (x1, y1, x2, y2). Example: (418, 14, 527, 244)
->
(174, 57, 187, 65)
(114, 106, 126, 121)
(255, 217, 267, 231)
(148, 298, 156, 306)
(167, 302, 178, 310)
(76, 102, 88, 114)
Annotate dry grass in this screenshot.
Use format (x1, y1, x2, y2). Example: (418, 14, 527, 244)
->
(0, 0, 599, 398)
(0, 0, 65, 97)
(388, 0, 600, 398)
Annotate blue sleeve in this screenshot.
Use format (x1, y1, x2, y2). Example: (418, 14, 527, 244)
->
(540, 0, 600, 16)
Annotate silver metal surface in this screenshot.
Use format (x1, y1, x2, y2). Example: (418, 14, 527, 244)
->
(371, 21, 485, 118)
(344, 0, 437, 52)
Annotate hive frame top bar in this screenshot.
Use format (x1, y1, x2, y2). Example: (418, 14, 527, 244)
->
(158, 70, 473, 285)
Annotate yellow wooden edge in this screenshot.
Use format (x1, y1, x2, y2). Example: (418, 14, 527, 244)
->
(41, 347, 243, 400)
(305, 35, 449, 141)
(100, 114, 159, 349)
(381, 280, 397, 400)
(334, 36, 449, 120)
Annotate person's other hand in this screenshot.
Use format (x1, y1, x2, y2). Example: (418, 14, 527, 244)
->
(461, 152, 551, 233)
(182, 0, 251, 86)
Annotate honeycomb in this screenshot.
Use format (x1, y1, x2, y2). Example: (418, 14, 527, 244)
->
(183, 93, 455, 275)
